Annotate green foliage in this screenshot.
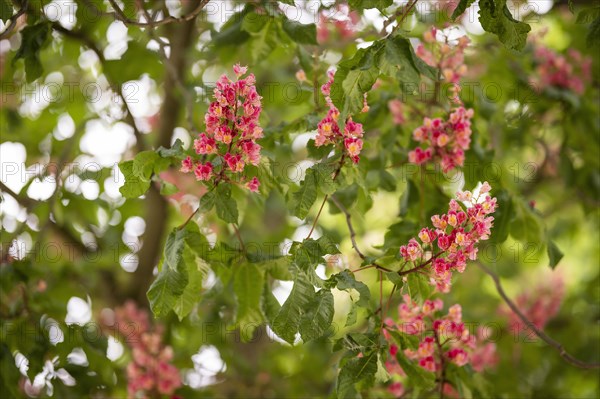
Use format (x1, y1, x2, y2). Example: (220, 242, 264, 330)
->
(2, 1, 599, 398)
(12, 22, 50, 82)
(478, 0, 531, 50)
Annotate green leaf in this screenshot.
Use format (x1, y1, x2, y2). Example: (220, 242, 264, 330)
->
(173, 247, 206, 320)
(478, 0, 531, 51)
(330, 270, 371, 307)
(241, 12, 279, 62)
(160, 182, 179, 195)
(451, 0, 476, 20)
(164, 227, 188, 271)
(132, 151, 159, 181)
(157, 139, 185, 158)
(312, 162, 340, 195)
(147, 259, 189, 317)
(214, 184, 238, 223)
(576, 6, 600, 24)
(199, 191, 216, 213)
(489, 189, 513, 244)
(385, 271, 403, 285)
(260, 257, 293, 280)
(547, 240, 564, 269)
(407, 272, 431, 301)
(379, 170, 396, 192)
(510, 199, 543, 244)
(337, 351, 378, 399)
(300, 289, 334, 341)
(234, 263, 266, 341)
(291, 238, 322, 271)
(118, 160, 151, 198)
(272, 272, 314, 344)
(347, 0, 392, 12)
(396, 351, 436, 389)
(587, 16, 600, 47)
(147, 227, 197, 317)
(381, 35, 438, 82)
(0, 0, 13, 20)
(282, 19, 317, 45)
(345, 302, 358, 327)
(331, 48, 379, 116)
(375, 354, 391, 383)
(12, 22, 51, 82)
(289, 168, 318, 219)
(262, 282, 282, 324)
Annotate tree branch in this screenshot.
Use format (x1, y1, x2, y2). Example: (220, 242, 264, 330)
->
(127, 2, 199, 304)
(51, 23, 148, 152)
(0, 0, 28, 40)
(477, 262, 600, 370)
(329, 194, 365, 260)
(105, 0, 209, 27)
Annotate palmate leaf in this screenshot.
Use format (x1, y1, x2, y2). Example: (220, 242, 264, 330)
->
(147, 228, 190, 317)
(271, 272, 314, 344)
(214, 184, 239, 224)
(289, 168, 318, 219)
(337, 351, 378, 399)
(234, 263, 266, 341)
(148, 224, 211, 318)
(299, 289, 334, 341)
(478, 0, 531, 51)
(329, 270, 371, 307)
(12, 22, 51, 82)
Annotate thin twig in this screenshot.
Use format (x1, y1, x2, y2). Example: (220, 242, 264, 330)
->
(398, 251, 444, 276)
(51, 23, 148, 152)
(389, 0, 419, 36)
(379, 270, 384, 332)
(0, 0, 28, 40)
(232, 223, 245, 253)
(306, 154, 346, 240)
(477, 262, 600, 370)
(329, 194, 365, 259)
(104, 0, 209, 27)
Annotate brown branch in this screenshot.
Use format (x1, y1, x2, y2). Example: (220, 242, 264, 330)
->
(127, 2, 199, 304)
(306, 153, 346, 240)
(389, 0, 419, 36)
(0, 0, 28, 40)
(398, 251, 445, 276)
(51, 23, 148, 152)
(104, 0, 209, 27)
(232, 223, 245, 253)
(329, 194, 365, 260)
(477, 262, 600, 370)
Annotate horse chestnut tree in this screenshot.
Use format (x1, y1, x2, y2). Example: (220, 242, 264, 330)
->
(0, 1, 599, 398)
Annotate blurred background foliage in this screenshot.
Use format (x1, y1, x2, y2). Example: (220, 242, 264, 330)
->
(0, 0, 599, 398)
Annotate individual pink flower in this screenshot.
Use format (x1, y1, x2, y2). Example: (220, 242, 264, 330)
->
(194, 162, 213, 181)
(246, 177, 260, 193)
(180, 156, 194, 173)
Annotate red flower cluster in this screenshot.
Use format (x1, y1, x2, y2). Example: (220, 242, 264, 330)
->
(533, 46, 592, 95)
(108, 301, 182, 398)
(315, 70, 365, 163)
(383, 296, 497, 397)
(408, 106, 473, 172)
(399, 182, 497, 292)
(180, 64, 263, 192)
(500, 273, 565, 334)
(317, 4, 360, 44)
(388, 99, 405, 125)
(416, 27, 470, 103)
